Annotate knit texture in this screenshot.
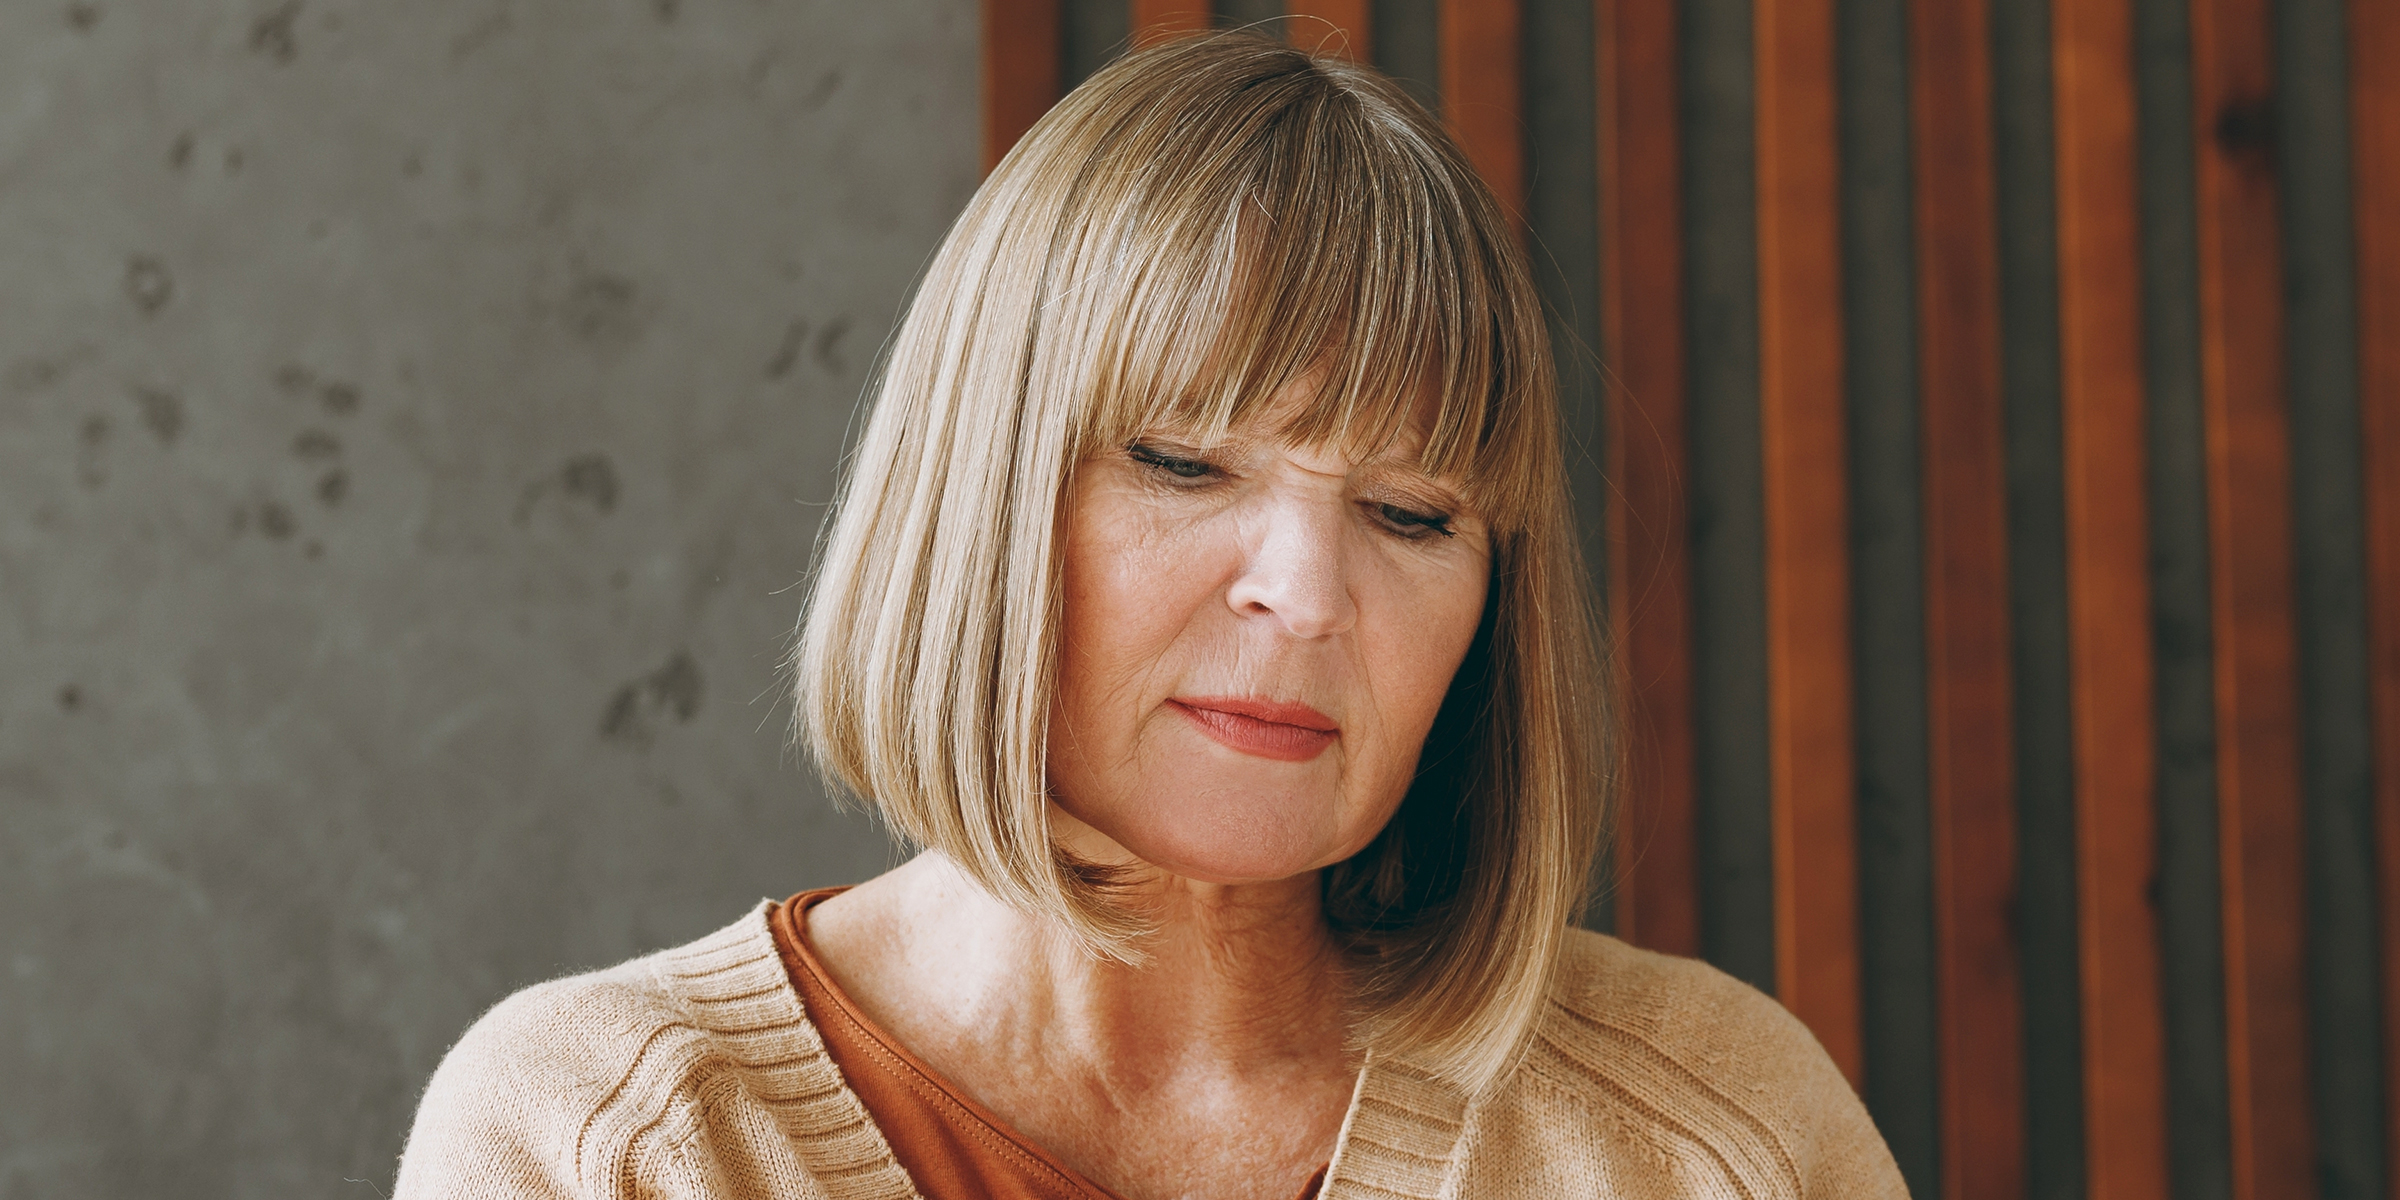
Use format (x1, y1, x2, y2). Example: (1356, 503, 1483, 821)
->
(394, 904, 1905, 1199)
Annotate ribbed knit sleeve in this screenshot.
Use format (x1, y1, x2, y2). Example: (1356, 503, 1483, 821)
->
(1454, 929, 1908, 1200)
(392, 965, 670, 1199)
(391, 905, 919, 1200)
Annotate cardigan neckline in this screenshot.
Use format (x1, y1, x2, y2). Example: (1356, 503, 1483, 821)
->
(646, 901, 1470, 1200)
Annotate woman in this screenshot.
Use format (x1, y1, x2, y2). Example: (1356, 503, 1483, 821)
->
(396, 33, 1903, 1200)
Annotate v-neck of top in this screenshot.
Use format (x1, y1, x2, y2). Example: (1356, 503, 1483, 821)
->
(768, 890, 1330, 1200)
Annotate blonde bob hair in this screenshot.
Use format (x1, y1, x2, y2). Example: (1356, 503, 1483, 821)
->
(795, 32, 1609, 1094)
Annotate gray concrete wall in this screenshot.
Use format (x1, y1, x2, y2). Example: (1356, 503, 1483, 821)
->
(0, 2, 974, 1194)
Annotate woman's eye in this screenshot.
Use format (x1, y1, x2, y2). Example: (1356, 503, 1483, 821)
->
(1374, 502, 1456, 539)
(1127, 443, 1216, 481)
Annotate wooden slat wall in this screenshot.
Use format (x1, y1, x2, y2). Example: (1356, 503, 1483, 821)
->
(1129, 0, 1210, 43)
(1438, 0, 1523, 215)
(2051, 0, 2174, 1194)
(982, 0, 1063, 173)
(1282, 0, 1369, 59)
(1598, 0, 1701, 959)
(1752, 0, 1862, 1087)
(2351, 0, 2400, 1194)
(1905, 0, 2023, 1192)
(972, 6, 2399, 1193)
(2186, 1, 2316, 1195)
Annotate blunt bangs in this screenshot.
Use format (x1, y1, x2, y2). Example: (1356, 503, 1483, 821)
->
(794, 32, 1609, 1097)
(1021, 42, 1549, 529)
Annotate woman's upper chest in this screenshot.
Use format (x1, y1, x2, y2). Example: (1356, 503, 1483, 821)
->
(784, 887, 1351, 1200)
(948, 1063, 1348, 1200)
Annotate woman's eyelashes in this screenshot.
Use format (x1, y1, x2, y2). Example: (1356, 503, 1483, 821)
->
(1125, 441, 1218, 482)
(1124, 440, 1462, 540)
(1370, 501, 1456, 539)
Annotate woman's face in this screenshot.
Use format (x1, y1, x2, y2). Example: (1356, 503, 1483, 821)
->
(1046, 378, 1491, 885)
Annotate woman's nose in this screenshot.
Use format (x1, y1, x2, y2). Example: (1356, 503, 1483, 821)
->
(1224, 502, 1358, 639)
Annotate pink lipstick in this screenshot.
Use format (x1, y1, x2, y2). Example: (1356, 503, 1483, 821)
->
(1167, 696, 1339, 762)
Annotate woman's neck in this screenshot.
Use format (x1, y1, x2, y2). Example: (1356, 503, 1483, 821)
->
(808, 851, 1356, 1091)
(806, 850, 1360, 1199)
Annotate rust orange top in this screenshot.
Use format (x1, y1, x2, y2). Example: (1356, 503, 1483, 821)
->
(770, 891, 1328, 1200)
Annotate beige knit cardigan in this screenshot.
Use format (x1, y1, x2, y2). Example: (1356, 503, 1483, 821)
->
(394, 903, 1906, 1199)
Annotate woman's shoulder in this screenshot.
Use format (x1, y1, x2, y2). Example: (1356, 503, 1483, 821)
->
(1464, 928, 1906, 1199)
(1540, 926, 1823, 1068)
(392, 902, 867, 1199)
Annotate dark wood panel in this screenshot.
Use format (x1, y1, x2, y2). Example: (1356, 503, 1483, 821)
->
(2271, 0, 2382, 1191)
(1131, 0, 1212, 43)
(1598, 0, 1700, 959)
(1439, 0, 1523, 214)
(1062, 0, 1133, 89)
(1284, 0, 1370, 58)
(1837, 0, 1935, 1178)
(1368, 0, 1439, 111)
(1751, 0, 1861, 1086)
(1906, 0, 2023, 1192)
(2185, 2, 2317, 1195)
(2350, 0, 2400, 1193)
(1991, 0, 2084, 1189)
(983, 0, 1065, 173)
(1680, 0, 1776, 995)
(2050, 0, 2173, 1193)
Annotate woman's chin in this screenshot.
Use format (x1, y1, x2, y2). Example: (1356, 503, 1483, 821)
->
(1137, 846, 1325, 887)
(1089, 801, 1344, 886)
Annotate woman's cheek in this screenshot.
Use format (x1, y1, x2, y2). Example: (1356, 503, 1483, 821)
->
(1368, 552, 1487, 773)
(1054, 499, 1230, 780)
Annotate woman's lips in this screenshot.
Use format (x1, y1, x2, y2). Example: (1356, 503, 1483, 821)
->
(1167, 696, 1338, 763)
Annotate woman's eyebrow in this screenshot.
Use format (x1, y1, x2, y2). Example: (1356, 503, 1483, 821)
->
(1360, 463, 1471, 503)
(1130, 430, 1252, 457)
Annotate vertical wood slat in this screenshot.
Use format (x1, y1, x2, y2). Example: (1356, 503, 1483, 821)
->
(1439, 0, 1524, 214)
(1753, 0, 1862, 1086)
(1906, 0, 2024, 1192)
(982, 0, 1064, 173)
(2348, 0, 2400, 1194)
(2186, 1, 2317, 1195)
(2050, 0, 2174, 1194)
(1130, 0, 1211, 44)
(1283, 0, 1371, 59)
(1598, 0, 1701, 959)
